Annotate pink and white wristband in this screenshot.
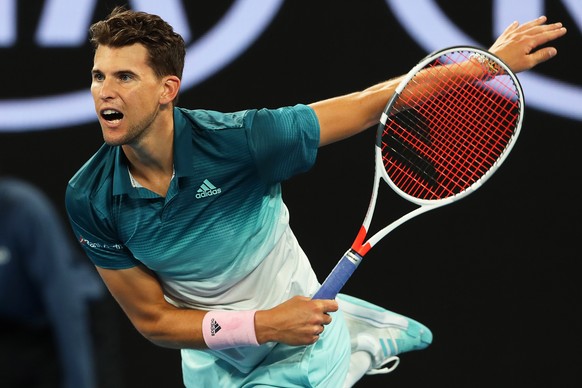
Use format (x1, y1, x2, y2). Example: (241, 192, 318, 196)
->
(202, 310, 259, 350)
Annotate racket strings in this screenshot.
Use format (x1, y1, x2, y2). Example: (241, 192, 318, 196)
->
(382, 50, 521, 200)
(420, 80, 509, 182)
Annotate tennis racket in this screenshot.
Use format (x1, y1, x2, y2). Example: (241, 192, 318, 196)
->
(313, 46, 524, 300)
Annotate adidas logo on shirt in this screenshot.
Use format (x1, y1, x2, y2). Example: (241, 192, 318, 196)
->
(195, 179, 222, 199)
(210, 318, 222, 336)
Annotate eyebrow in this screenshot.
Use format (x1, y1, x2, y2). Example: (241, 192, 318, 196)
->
(91, 69, 139, 78)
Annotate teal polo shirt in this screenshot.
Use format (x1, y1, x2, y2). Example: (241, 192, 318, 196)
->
(66, 105, 319, 289)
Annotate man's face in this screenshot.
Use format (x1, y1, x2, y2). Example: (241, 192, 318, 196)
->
(91, 43, 165, 146)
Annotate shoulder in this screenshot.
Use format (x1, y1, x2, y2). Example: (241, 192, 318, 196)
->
(175, 105, 316, 132)
(68, 145, 115, 192)
(66, 144, 116, 216)
(251, 104, 317, 129)
(175, 107, 256, 132)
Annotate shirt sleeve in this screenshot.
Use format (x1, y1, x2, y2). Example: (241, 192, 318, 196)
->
(66, 182, 140, 270)
(246, 104, 320, 183)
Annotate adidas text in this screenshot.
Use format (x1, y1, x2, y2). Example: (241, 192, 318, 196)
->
(196, 179, 222, 199)
(196, 188, 222, 199)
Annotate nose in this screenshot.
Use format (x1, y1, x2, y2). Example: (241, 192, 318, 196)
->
(96, 78, 116, 100)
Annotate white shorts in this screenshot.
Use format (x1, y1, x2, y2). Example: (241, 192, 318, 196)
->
(181, 309, 351, 387)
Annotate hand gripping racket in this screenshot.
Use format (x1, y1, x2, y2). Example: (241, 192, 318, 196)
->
(313, 46, 524, 300)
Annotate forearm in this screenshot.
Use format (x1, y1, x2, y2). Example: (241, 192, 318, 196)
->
(97, 265, 210, 349)
(311, 55, 503, 148)
(122, 298, 209, 349)
(128, 295, 338, 350)
(310, 76, 404, 147)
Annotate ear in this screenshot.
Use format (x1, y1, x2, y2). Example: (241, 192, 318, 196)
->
(160, 75, 181, 105)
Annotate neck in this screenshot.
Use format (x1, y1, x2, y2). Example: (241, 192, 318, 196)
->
(123, 115, 175, 196)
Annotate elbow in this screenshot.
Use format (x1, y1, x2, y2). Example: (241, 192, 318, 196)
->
(131, 315, 177, 349)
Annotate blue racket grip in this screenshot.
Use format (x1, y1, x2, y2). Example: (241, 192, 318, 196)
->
(312, 250, 362, 300)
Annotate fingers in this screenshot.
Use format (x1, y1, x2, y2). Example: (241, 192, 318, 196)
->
(308, 300, 336, 342)
(311, 300, 334, 326)
(313, 324, 325, 339)
(521, 19, 566, 46)
(522, 20, 566, 68)
(528, 46, 558, 66)
(319, 298, 339, 314)
(510, 20, 566, 49)
(515, 15, 548, 31)
(532, 23, 567, 49)
(503, 16, 566, 41)
(498, 15, 545, 39)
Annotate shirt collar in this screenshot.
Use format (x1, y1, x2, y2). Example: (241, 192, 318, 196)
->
(112, 148, 133, 196)
(111, 107, 193, 197)
(173, 107, 194, 179)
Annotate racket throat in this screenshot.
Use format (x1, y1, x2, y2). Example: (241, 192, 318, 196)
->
(352, 226, 372, 256)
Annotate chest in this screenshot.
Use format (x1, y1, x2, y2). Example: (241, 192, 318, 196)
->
(114, 174, 273, 275)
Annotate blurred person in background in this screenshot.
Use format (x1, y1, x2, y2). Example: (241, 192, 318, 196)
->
(0, 176, 123, 388)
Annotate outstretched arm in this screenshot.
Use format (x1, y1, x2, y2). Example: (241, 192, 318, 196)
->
(311, 15, 567, 147)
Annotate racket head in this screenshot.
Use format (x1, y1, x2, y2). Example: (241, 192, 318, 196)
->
(377, 46, 524, 206)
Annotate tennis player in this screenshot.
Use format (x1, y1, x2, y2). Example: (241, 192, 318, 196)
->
(65, 6, 566, 387)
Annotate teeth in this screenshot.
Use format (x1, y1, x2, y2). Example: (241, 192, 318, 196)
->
(101, 109, 123, 122)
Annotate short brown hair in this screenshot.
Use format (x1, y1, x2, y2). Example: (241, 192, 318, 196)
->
(89, 6, 185, 80)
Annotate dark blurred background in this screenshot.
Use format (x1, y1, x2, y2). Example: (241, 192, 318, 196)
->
(1, 1, 580, 387)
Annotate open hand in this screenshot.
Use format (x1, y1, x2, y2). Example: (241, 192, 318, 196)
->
(489, 15, 567, 73)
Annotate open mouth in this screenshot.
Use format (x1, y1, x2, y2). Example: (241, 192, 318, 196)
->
(101, 109, 124, 122)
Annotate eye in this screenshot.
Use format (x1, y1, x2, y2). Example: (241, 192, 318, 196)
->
(92, 72, 104, 81)
(119, 73, 133, 82)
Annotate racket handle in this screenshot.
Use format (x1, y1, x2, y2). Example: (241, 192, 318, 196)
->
(312, 250, 362, 300)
